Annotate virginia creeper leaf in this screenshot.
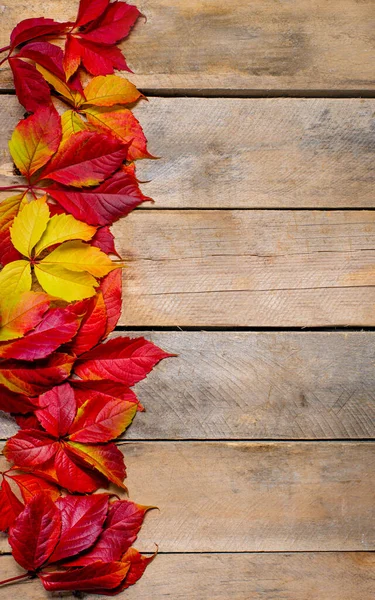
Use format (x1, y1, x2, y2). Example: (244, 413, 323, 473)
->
(0, 307, 80, 361)
(0, 291, 50, 342)
(68, 291, 107, 355)
(34, 213, 96, 255)
(40, 561, 130, 592)
(67, 500, 151, 565)
(0, 260, 32, 298)
(75, 336, 172, 386)
(76, 0, 110, 28)
(47, 167, 151, 226)
(9, 58, 53, 113)
(48, 494, 109, 562)
(36, 382, 77, 437)
(82, 75, 142, 107)
(9, 106, 61, 179)
(0, 385, 37, 414)
(9, 492, 61, 571)
(84, 106, 151, 160)
(101, 269, 122, 336)
(10, 17, 69, 49)
(10, 196, 50, 257)
(42, 131, 128, 187)
(0, 478, 24, 532)
(66, 441, 126, 489)
(0, 352, 74, 395)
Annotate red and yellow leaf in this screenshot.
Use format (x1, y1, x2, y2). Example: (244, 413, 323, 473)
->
(82, 75, 142, 107)
(40, 561, 129, 592)
(0, 352, 74, 395)
(9, 106, 61, 179)
(66, 440, 126, 489)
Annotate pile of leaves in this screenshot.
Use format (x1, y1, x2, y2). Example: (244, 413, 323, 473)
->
(0, 0, 170, 594)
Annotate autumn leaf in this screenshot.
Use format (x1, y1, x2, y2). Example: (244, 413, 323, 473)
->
(0, 260, 31, 298)
(75, 336, 173, 386)
(0, 194, 25, 267)
(84, 106, 151, 160)
(0, 291, 50, 342)
(9, 106, 61, 179)
(42, 131, 129, 187)
(10, 17, 70, 50)
(5, 381, 131, 491)
(0, 307, 81, 361)
(61, 110, 88, 145)
(82, 74, 142, 107)
(5, 196, 117, 302)
(0, 385, 37, 414)
(0, 471, 60, 532)
(0, 352, 74, 396)
(47, 166, 151, 226)
(9, 58, 52, 113)
(10, 196, 50, 257)
(63, 1, 140, 79)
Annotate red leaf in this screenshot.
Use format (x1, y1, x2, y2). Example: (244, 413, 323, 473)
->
(68, 388, 138, 442)
(7, 471, 60, 503)
(40, 560, 129, 592)
(120, 548, 155, 590)
(82, 2, 141, 45)
(0, 308, 80, 361)
(101, 269, 122, 336)
(76, 0, 110, 27)
(54, 445, 107, 493)
(75, 337, 172, 386)
(42, 131, 128, 187)
(36, 382, 76, 437)
(0, 478, 24, 532)
(79, 38, 130, 75)
(66, 441, 126, 489)
(92, 226, 119, 256)
(10, 17, 68, 49)
(17, 42, 65, 80)
(9, 492, 61, 571)
(49, 494, 109, 563)
(4, 429, 58, 468)
(15, 413, 43, 430)
(71, 380, 139, 408)
(0, 385, 37, 414)
(9, 58, 52, 113)
(47, 168, 151, 226)
(69, 291, 107, 356)
(0, 352, 74, 396)
(68, 500, 151, 565)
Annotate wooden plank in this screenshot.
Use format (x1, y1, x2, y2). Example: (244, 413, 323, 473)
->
(0, 553, 374, 599)
(1, 441, 374, 552)
(111, 210, 375, 327)
(0, 1, 374, 92)
(1, 332, 374, 440)
(1, 96, 374, 208)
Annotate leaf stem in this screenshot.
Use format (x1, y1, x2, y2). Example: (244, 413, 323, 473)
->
(0, 185, 28, 191)
(0, 56, 9, 68)
(0, 573, 31, 586)
(0, 45, 11, 54)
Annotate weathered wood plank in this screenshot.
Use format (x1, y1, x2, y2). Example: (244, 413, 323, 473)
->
(1, 96, 374, 208)
(1, 332, 374, 440)
(111, 210, 375, 327)
(0, 1, 374, 92)
(0, 552, 374, 600)
(1, 441, 374, 552)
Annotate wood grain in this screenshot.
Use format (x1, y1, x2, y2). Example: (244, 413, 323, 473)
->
(1, 441, 374, 553)
(0, 1, 374, 92)
(1, 96, 374, 208)
(0, 552, 374, 600)
(111, 210, 375, 327)
(1, 332, 374, 441)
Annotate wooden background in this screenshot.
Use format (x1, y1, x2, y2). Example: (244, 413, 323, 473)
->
(0, 1, 375, 598)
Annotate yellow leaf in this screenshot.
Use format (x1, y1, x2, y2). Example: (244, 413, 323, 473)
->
(35, 213, 97, 256)
(10, 196, 50, 257)
(8, 106, 61, 178)
(36, 65, 84, 107)
(61, 110, 88, 146)
(0, 260, 31, 297)
(82, 75, 142, 107)
(41, 240, 118, 278)
(34, 263, 98, 302)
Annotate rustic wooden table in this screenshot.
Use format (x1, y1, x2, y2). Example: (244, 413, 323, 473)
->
(0, 1, 374, 598)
